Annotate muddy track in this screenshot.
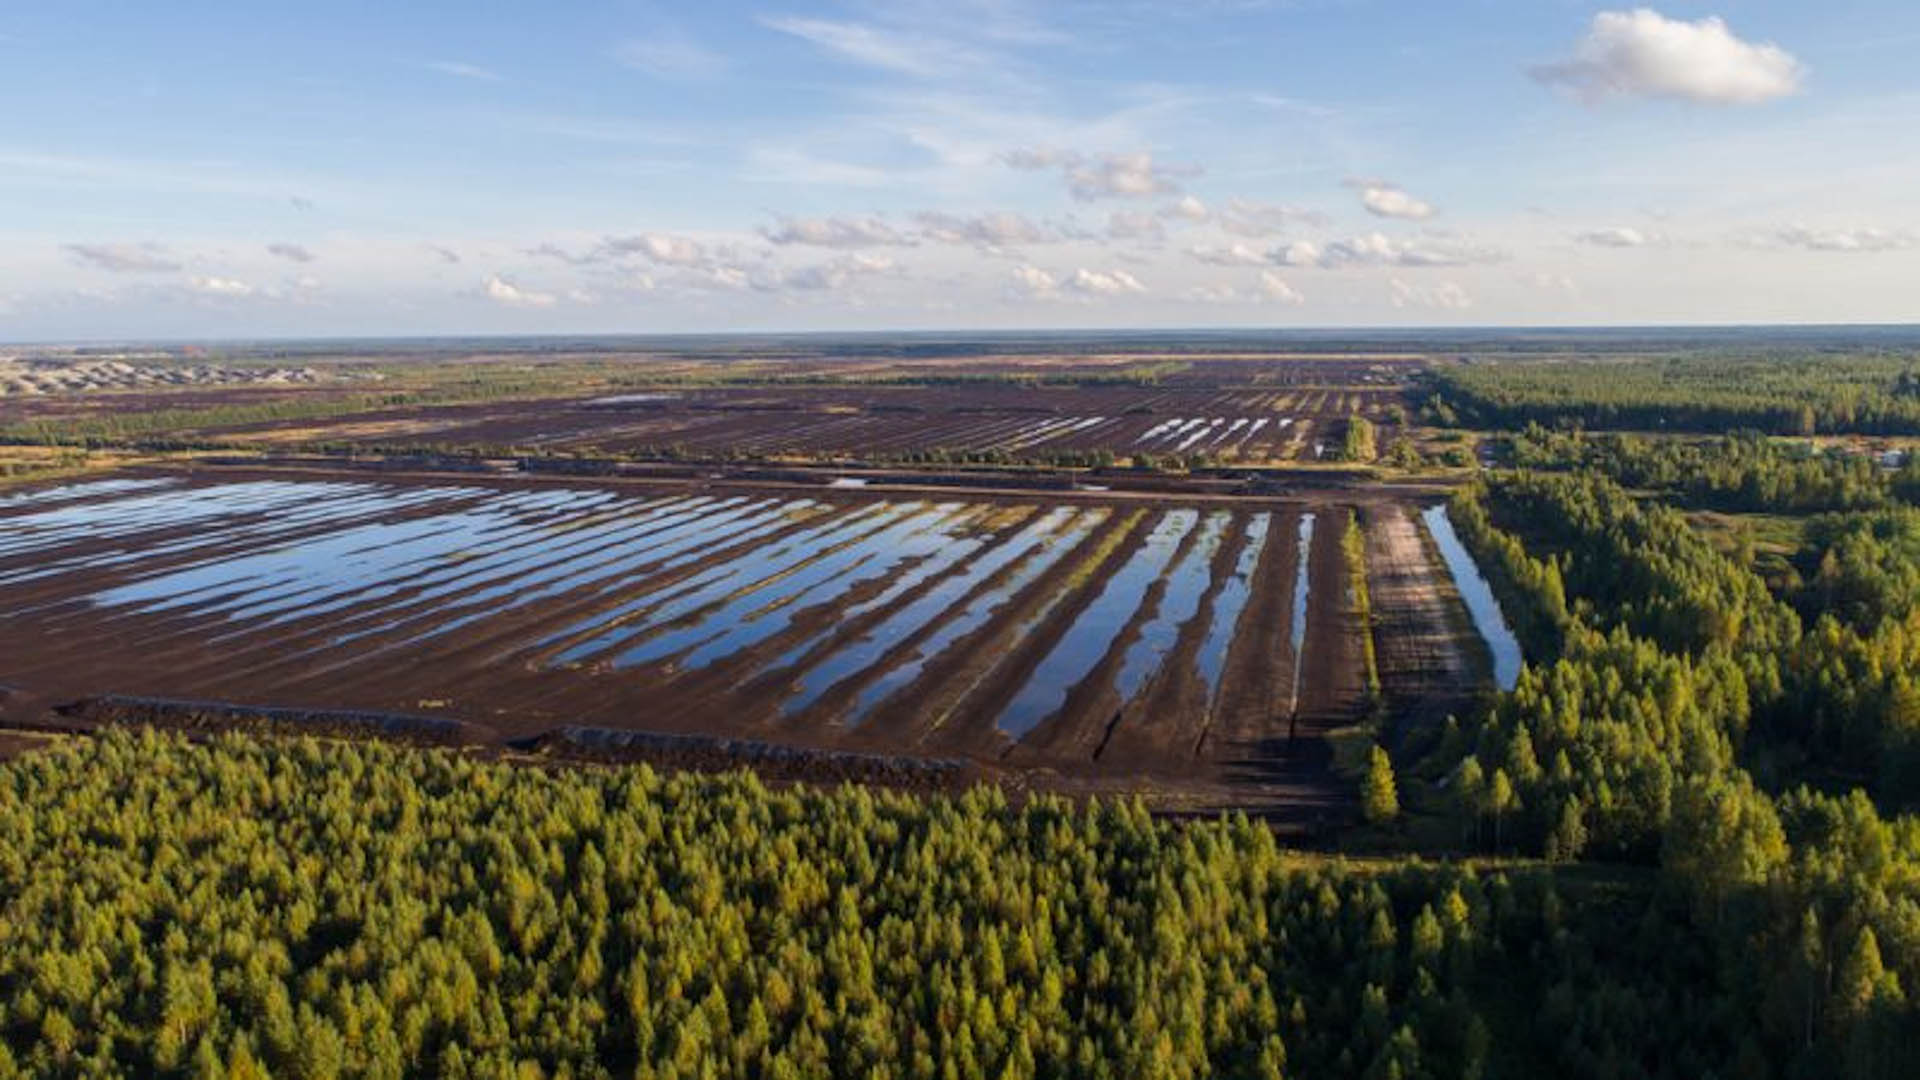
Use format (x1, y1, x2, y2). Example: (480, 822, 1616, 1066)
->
(1198, 509, 1299, 764)
(769, 507, 1094, 740)
(1211, 506, 1363, 827)
(897, 511, 1153, 757)
(1011, 511, 1219, 766)
(1366, 503, 1488, 747)
(1097, 512, 1251, 769)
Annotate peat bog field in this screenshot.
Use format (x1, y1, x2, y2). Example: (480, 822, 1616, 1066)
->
(0, 463, 1505, 815)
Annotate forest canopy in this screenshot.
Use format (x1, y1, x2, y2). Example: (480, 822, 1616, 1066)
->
(7, 730, 1912, 1080)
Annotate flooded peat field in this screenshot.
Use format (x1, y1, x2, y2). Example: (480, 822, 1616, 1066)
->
(0, 471, 1497, 781)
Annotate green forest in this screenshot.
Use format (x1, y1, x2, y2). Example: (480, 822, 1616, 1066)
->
(1426, 354, 1920, 435)
(1410, 438, 1920, 1080)
(3, 730, 1912, 1080)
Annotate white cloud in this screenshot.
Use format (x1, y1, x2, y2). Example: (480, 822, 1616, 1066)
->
(1273, 241, 1322, 268)
(1188, 242, 1270, 267)
(597, 233, 713, 266)
(1575, 226, 1659, 248)
(1069, 268, 1146, 295)
(762, 216, 908, 248)
(1065, 152, 1183, 201)
(1163, 195, 1209, 222)
(65, 243, 180, 273)
(1184, 271, 1304, 305)
(1259, 271, 1305, 305)
(915, 211, 1052, 247)
(1011, 264, 1058, 296)
(1767, 224, 1917, 252)
(615, 31, 727, 80)
(692, 266, 751, 291)
(766, 253, 898, 291)
(482, 275, 557, 307)
(427, 61, 502, 82)
(266, 242, 315, 263)
(189, 276, 255, 298)
(1313, 232, 1504, 269)
(1532, 9, 1804, 106)
(1390, 278, 1473, 310)
(1010, 264, 1144, 300)
(996, 147, 1191, 202)
(1347, 178, 1435, 220)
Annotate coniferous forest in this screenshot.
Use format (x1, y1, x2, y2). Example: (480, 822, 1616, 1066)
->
(4, 729, 1911, 1080)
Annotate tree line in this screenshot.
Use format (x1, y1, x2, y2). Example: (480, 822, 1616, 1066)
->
(1422, 465, 1919, 1080)
(1427, 354, 1920, 436)
(0, 729, 1834, 1080)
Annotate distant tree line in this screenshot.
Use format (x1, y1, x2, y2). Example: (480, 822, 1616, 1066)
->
(1426, 354, 1920, 436)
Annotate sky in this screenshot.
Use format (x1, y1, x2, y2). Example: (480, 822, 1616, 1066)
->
(3, 1, 1918, 339)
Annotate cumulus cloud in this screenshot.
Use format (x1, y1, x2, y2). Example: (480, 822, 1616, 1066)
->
(1347, 178, 1435, 220)
(1069, 268, 1147, 295)
(1532, 9, 1804, 106)
(1009, 265, 1144, 299)
(1163, 195, 1210, 222)
(188, 276, 255, 298)
(65, 243, 181, 273)
(915, 211, 1052, 247)
(1390, 278, 1473, 310)
(1767, 224, 1917, 252)
(1188, 242, 1271, 267)
(1065, 152, 1183, 201)
(1309, 232, 1504, 269)
(1272, 241, 1323, 268)
(1010, 264, 1058, 297)
(526, 242, 592, 265)
(482, 275, 557, 307)
(595, 233, 716, 266)
(266, 242, 315, 263)
(692, 266, 751, 290)
(1575, 226, 1660, 248)
(1260, 271, 1305, 305)
(997, 148, 1193, 202)
(762, 215, 907, 248)
(1183, 271, 1305, 305)
(764, 253, 898, 291)
(528, 233, 755, 290)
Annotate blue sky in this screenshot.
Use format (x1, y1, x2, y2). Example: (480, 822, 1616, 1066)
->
(3, 1, 1918, 338)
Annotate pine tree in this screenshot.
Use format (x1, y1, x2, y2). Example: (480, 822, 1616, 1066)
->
(1363, 745, 1400, 825)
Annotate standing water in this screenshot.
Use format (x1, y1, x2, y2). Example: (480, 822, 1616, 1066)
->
(1288, 513, 1316, 715)
(1420, 503, 1523, 691)
(1195, 513, 1270, 708)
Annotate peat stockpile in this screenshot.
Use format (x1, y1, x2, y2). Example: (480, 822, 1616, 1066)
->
(59, 695, 484, 746)
(522, 725, 978, 790)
